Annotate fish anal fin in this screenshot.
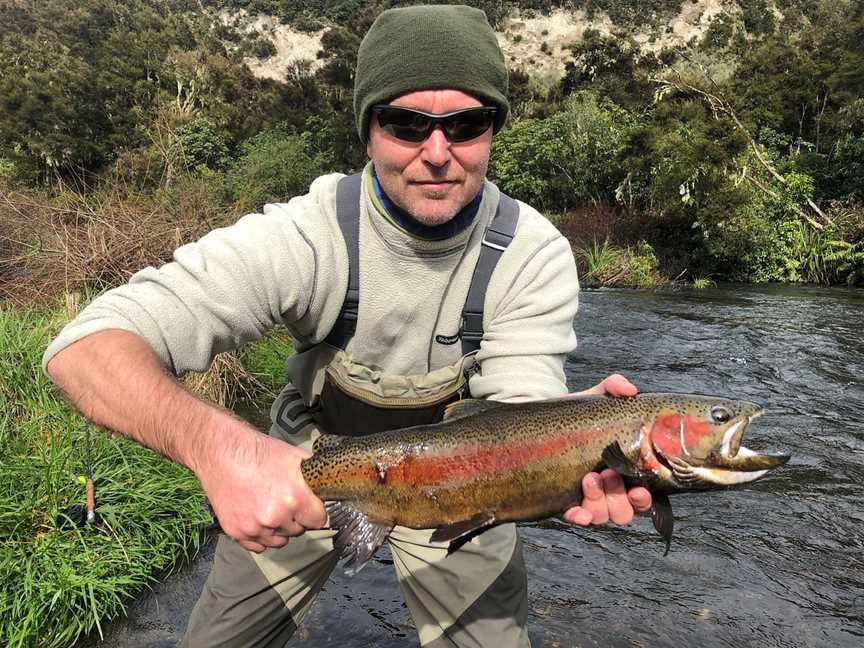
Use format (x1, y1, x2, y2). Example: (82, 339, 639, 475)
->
(650, 494, 674, 557)
(601, 441, 642, 478)
(326, 501, 392, 575)
(442, 399, 506, 422)
(430, 511, 496, 547)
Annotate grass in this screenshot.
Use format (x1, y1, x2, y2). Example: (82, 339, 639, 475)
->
(0, 176, 235, 305)
(238, 326, 295, 397)
(0, 305, 291, 647)
(0, 170, 294, 646)
(692, 277, 716, 289)
(573, 238, 666, 288)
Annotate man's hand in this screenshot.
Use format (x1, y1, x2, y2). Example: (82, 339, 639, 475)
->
(195, 426, 327, 553)
(562, 373, 652, 527)
(46, 329, 326, 554)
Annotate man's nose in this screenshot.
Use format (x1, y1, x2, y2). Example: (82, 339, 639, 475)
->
(420, 127, 452, 167)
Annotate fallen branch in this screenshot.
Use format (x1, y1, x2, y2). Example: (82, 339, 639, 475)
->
(652, 65, 833, 230)
(745, 175, 824, 230)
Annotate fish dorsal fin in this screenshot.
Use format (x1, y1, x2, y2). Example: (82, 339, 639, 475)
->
(601, 441, 642, 478)
(313, 434, 348, 454)
(429, 511, 496, 549)
(650, 494, 675, 557)
(442, 399, 506, 422)
(326, 502, 393, 575)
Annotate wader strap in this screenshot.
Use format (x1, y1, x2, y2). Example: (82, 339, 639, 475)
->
(461, 194, 519, 355)
(324, 173, 363, 349)
(324, 174, 519, 355)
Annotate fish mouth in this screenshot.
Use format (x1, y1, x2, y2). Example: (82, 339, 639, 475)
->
(659, 409, 790, 488)
(721, 408, 764, 458)
(691, 447, 791, 486)
(716, 409, 790, 473)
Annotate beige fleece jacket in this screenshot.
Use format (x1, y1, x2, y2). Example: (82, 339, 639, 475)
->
(43, 164, 580, 402)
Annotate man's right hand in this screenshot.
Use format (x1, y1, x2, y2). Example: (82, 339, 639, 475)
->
(46, 329, 327, 553)
(193, 423, 327, 553)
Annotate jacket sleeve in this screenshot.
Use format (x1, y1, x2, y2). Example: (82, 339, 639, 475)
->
(42, 176, 347, 376)
(468, 227, 579, 402)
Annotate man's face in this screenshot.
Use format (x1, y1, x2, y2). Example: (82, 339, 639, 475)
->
(366, 89, 494, 227)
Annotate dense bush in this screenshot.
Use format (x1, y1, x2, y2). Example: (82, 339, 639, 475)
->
(0, 0, 322, 182)
(490, 91, 636, 212)
(832, 135, 864, 200)
(228, 128, 335, 210)
(1, 0, 863, 286)
(176, 117, 233, 171)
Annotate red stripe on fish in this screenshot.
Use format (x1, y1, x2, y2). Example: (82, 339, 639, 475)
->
(382, 428, 597, 485)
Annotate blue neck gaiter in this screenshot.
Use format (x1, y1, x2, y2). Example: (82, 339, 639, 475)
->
(372, 169, 482, 241)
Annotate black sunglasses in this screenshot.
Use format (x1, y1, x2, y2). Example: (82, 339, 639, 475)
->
(372, 105, 497, 143)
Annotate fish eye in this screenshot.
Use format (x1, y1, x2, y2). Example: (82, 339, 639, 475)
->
(710, 406, 732, 424)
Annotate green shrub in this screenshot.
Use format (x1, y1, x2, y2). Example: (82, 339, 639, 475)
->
(489, 91, 636, 212)
(245, 35, 277, 59)
(176, 118, 233, 171)
(798, 219, 864, 285)
(630, 240, 661, 287)
(695, 181, 803, 282)
(832, 135, 864, 199)
(228, 128, 334, 211)
(692, 277, 716, 289)
(0, 157, 15, 182)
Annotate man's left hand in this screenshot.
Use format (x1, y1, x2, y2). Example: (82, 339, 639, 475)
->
(562, 373, 653, 527)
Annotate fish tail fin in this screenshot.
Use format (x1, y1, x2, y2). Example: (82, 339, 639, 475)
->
(326, 501, 392, 575)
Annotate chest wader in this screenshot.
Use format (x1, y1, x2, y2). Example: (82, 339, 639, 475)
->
(183, 174, 532, 648)
(275, 172, 520, 440)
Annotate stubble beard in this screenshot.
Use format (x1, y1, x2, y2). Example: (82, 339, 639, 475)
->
(403, 193, 461, 226)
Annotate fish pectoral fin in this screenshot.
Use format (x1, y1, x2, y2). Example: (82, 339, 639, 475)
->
(429, 511, 496, 550)
(601, 441, 642, 478)
(650, 494, 674, 557)
(442, 399, 507, 421)
(326, 502, 393, 576)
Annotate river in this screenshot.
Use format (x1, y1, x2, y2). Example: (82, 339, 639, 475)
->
(90, 284, 864, 647)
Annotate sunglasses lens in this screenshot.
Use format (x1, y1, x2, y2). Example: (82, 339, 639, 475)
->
(375, 107, 496, 143)
(376, 108, 432, 142)
(444, 110, 496, 142)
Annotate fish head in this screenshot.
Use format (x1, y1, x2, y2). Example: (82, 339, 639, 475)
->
(641, 395, 789, 490)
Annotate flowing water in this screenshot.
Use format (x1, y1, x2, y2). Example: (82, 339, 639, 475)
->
(292, 284, 864, 648)
(87, 284, 864, 647)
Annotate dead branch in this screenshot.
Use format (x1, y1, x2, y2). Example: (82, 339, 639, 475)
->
(745, 175, 824, 230)
(652, 66, 833, 229)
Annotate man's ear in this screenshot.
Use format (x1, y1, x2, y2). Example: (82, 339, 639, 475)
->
(366, 129, 375, 158)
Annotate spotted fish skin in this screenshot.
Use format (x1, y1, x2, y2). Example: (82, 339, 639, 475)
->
(300, 393, 789, 537)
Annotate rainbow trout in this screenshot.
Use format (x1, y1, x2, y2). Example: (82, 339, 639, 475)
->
(300, 393, 789, 572)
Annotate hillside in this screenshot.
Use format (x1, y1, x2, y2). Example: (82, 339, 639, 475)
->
(226, 0, 735, 84)
(1, 0, 862, 289)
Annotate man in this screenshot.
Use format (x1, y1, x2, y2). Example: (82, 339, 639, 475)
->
(44, 5, 650, 647)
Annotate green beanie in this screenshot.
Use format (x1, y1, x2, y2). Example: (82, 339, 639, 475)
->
(354, 4, 509, 144)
